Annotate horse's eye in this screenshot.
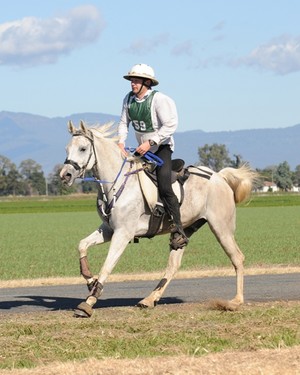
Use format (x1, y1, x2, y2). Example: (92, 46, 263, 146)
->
(80, 147, 87, 152)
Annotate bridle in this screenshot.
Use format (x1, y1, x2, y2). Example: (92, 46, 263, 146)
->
(64, 131, 97, 178)
(64, 129, 164, 221)
(63, 131, 137, 220)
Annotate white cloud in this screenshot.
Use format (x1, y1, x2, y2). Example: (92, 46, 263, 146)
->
(0, 5, 104, 67)
(171, 40, 194, 57)
(194, 55, 225, 69)
(211, 21, 226, 42)
(212, 20, 226, 32)
(123, 33, 170, 55)
(234, 35, 300, 75)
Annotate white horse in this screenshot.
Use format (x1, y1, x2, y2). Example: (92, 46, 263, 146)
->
(60, 120, 258, 318)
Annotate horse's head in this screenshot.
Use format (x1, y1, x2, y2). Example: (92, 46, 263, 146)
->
(60, 120, 96, 186)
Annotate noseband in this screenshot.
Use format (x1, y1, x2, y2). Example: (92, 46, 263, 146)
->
(64, 131, 96, 177)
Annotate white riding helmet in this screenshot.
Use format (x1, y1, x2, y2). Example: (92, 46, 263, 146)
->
(123, 63, 159, 86)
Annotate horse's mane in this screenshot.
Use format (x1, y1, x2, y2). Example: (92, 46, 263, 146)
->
(88, 122, 119, 142)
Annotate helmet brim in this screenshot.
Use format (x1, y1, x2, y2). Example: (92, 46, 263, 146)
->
(123, 74, 159, 86)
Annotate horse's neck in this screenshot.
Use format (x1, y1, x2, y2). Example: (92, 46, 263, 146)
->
(93, 138, 127, 185)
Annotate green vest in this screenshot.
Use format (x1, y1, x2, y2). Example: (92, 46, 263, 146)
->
(127, 91, 157, 133)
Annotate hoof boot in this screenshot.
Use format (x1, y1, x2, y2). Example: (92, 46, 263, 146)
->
(74, 302, 93, 318)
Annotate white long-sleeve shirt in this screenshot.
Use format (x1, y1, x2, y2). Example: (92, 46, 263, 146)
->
(118, 89, 178, 152)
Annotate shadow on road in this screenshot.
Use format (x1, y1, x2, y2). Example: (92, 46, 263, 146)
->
(0, 295, 184, 313)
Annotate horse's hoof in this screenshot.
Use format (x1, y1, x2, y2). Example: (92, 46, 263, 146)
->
(137, 302, 149, 309)
(73, 302, 93, 318)
(137, 300, 157, 309)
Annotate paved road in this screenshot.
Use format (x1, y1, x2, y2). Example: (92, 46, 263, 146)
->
(0, 273, 299, 315)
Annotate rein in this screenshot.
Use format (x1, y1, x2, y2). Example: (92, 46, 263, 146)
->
(91, 160, 145, 220)
(66, 129, 163, 220)
(102, 163, 145, 217)
(82, 151, 159, 220)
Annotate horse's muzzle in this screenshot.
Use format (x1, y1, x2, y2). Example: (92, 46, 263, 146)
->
(60, 165, 75, 186)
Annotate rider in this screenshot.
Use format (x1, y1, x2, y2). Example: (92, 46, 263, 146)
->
(117, 63, 188, 249)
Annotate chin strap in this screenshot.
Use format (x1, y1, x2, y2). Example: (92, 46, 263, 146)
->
(135, 79, 152, 95)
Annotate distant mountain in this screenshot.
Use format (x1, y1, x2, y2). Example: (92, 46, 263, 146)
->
(0, 111, 119, 175)
(172, 125, 300, 170)
(0, 111, 299, 175)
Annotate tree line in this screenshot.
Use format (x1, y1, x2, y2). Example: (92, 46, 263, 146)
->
(0, 156, 68, 196)
(197, 144, 300, 191)
(0, 144, 299, 196)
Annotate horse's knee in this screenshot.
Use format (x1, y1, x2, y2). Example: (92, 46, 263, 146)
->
(78, 239, 88, 257)
(78, 229, 107, 258)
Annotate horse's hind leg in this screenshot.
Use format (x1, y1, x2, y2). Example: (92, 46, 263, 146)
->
(209, 221, 245, 308)
(137, 246, 185, 308)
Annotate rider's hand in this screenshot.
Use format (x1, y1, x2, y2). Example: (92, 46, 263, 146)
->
(118, 143, 128, 157)
(136, 141, 151, 156)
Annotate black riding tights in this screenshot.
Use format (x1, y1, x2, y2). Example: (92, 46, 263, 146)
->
(155, 145, 182, 227)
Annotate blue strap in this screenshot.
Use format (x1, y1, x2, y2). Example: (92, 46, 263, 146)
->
(82, 177, 101, 182)
(126, 147, 164, 167)
(142, 151, 164, 167)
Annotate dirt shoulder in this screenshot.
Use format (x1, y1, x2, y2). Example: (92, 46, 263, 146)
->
(1, 266, 299, 288)
(0, 346, 299, 375)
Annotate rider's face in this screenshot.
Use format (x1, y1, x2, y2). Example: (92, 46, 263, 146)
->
(130, 77, 150, 97)
(130, 77, 143, 93)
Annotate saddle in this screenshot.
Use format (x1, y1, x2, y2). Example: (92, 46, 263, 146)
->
(137, 158, 190, 238)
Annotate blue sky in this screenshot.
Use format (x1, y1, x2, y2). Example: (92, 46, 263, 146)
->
(1, 0, 300, 132)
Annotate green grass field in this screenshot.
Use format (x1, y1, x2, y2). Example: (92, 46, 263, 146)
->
(0, 194, 299, 280)
(0, 194, 299, 372)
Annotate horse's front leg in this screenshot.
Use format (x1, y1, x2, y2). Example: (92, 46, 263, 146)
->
(78, 222, 113, 286)
(137, 246, 185, 308)
(74, 228, 133, 318)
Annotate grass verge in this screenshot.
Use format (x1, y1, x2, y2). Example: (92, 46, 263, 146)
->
(0, 301, 299, 371)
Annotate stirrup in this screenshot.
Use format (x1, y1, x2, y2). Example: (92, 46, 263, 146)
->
(169, 225, 189, 249)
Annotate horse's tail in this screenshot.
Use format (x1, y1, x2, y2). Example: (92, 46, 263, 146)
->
(218, 164, 259, 204)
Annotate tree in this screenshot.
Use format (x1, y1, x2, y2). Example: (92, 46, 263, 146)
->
(6, 167, 23, 196)
(0, 155, 10, 195)
(198, 143, 232, 171)
(292, 165, 300, 186)
(230, 154, 244, 168)
(0, 155, 23, 195)
(19, 159, 46, 195)
(257, 165, 277, 183)
(274, 161, 293, 191)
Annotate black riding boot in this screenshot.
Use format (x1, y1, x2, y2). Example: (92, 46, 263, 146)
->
(162, 195, 189, 250)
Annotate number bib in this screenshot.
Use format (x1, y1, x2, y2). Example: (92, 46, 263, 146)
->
(127, 91, 157, 133)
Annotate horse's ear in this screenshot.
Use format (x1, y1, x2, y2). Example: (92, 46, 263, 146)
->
(80, 120, 88, 134)
(68, 120, 75, 134)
